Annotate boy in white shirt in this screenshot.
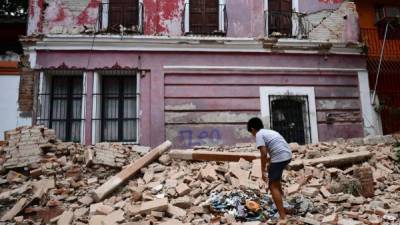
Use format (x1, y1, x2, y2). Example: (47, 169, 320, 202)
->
(247, 117, 292, 225)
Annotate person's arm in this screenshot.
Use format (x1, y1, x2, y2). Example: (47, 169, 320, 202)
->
(258, 146, 270, 182)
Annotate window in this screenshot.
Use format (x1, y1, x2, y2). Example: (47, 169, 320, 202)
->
(184, 0, 226, 34)
(260, 86, 318, 144)
(269, 95, 311, 144)
(375, 6, 400, 40)
(267, 0, 292, 37)
(100, 76, 138, 142)
(37, 75, 85, 142)
(99, 0, 144, 33)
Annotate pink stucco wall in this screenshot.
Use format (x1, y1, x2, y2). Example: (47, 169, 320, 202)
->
(28, 0, 352, 38)
(36, 50, 365, 147)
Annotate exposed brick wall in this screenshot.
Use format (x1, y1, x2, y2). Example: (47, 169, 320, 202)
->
(18, 69, 34, 115)
(304, 2, 359, 42)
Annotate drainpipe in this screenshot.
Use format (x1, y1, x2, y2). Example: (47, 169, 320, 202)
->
(371, 21, 390, 105)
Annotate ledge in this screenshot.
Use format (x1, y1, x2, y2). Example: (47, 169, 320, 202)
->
(30, 35, 364, 55)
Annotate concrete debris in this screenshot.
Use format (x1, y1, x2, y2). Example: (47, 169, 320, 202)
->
(0, 126, 399, 224)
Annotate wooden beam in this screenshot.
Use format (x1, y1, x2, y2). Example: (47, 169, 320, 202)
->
(169, 150, 260, 162)
(289, 151, 373, 170)
(91, 141, 172, 202)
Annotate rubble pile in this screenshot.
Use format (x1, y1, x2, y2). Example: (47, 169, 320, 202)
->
(0, 126, 399, 225)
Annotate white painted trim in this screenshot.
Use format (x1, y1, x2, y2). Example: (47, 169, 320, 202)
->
(163, 65, 366, 73)
(101, 0, 109, 31)
(92, 72, 100, 144)
(136, 71, 141, 144)
(357, 71, 383, 136)
(292, 0, 300, 38)
(219, 0, 226, 32)
(81, 72, 87, 144)
(29, 50, 37, 69)
(184, 0, 190, 33)
(264, 0, 268, 36)
(260, 86, 319, 144)
(138, 0, 144, 33)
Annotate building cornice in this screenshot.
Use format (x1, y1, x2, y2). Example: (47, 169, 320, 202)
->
(30, 35, 364, 55)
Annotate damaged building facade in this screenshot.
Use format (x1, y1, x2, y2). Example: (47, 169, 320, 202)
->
(22, 0, 381, 148)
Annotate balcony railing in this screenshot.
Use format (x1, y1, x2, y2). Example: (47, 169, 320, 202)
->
(98, 2, 143, 34)
(361, 28, 400, 59)
(264, 11, 313, 38)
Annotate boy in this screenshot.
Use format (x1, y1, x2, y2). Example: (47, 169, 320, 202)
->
(247, 117, 292, 225)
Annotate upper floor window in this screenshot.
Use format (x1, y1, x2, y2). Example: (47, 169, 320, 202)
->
(184, 0, 227, 35)
(99, 0, 144, 34)
(267, 0, 292, 37)
(376, 6, 400, 39)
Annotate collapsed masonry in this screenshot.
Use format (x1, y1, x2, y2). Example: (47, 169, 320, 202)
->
(0, 126, 399, 225)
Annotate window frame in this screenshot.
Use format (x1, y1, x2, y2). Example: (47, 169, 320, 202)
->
(264, 0, 299, 37)
(260, 86, 318, 144)
(99, 0, 144, 34)
(92, 71, 140, 144)
(36, 72, 86, 144)
(184, 0, 226, 35)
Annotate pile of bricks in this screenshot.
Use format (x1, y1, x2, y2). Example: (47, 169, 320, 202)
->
(0, 126, 399, 225)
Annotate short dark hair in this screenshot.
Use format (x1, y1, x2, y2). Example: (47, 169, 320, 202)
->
(247, 117, 264, 132)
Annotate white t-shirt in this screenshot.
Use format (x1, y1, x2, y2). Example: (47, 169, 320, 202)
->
(256, 129, 292, 163)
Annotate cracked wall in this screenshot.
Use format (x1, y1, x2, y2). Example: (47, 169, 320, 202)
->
(303, 1, 359, 42)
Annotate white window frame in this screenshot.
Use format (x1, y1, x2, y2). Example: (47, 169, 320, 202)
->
(37, 72, 86, 144)
(263, 0, 299, 37)
(260, 86, 319, 144)
(184, 0, 227, 34)
(92, 71, 140, 144)
(99, 0, 144, 33)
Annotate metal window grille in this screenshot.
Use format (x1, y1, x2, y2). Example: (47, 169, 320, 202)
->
(92, 74, 139, 143)
(37, 75, 85, 142)
(269, 95, 311, 145)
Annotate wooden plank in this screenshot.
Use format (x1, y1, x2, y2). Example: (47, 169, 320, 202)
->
(165, 98, 260, 111)
(165, 74, 358, 86)
(1, 198, 28, 221)
(169, 150, 260, 162)
(290, 151, 373, 170)
(165, 86, 360, 98)
(91, 141, 172, 201)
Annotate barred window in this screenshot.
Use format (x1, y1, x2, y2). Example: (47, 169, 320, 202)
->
(268, 0, 292, 37)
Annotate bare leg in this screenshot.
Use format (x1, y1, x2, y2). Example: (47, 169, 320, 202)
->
(269, 181, 287, 224)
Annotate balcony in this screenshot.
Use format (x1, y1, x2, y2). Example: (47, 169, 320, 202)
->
(361, 27, 400, 59)
(98, 1, 143, 34)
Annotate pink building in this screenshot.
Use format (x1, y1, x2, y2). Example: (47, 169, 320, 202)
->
(24, 0, 381, 148)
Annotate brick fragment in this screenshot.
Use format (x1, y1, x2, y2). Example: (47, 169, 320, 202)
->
(139, 198, 169, 214)
(176, 183, 191, 196)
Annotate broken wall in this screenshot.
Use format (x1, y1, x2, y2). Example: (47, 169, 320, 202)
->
(300, 1, 359, 42)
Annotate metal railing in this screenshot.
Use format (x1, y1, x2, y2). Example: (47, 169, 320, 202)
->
(264, 10, 313, 38)
(361, 27, 400, 59)
(98, 1, 144, 34)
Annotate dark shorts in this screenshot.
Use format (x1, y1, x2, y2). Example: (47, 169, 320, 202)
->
(268, 159, 291, 182)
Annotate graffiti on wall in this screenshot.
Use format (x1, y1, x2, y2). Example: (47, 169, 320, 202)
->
(178, 128, 222, 148)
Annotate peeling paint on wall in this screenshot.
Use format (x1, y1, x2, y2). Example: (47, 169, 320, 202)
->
(43, 0, 99, 34)
(165, 103, 196, 111)
(28, 0, 43, 35)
